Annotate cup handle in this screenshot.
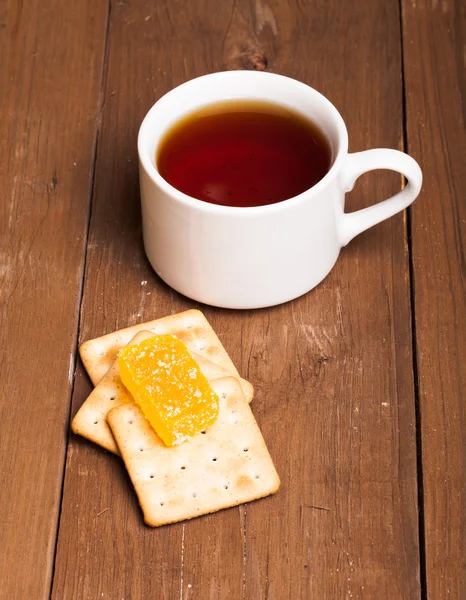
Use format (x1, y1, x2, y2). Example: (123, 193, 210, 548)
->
(338, 149, 422, 246)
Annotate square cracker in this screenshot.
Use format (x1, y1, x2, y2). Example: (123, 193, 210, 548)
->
(107, 377, 280, 527)
(80, 310, 239, 386)
(72, 331, 254, 454)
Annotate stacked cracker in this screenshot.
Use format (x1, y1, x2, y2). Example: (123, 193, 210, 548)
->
(72, 309, 280, 527)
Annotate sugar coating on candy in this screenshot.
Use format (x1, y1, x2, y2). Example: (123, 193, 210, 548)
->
(118, 334, 219, 446)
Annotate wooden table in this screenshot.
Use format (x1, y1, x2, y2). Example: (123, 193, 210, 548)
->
(1, 1, 464, 598)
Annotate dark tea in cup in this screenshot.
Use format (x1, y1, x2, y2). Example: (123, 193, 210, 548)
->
(157, 100, 332, 208)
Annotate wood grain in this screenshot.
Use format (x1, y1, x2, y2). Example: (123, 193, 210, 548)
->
(0, 0, 109, 598)
(402, 0, 466, 596)
(52, 0, 420, 598)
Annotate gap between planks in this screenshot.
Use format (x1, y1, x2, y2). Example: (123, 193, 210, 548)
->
(398, 0, 428, 598)
(47, 1, 113, 598)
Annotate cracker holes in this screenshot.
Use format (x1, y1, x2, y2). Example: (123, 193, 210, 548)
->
(139, 448, 144, 452)
(201, 429, 206, 435)
(212, 457, 217, 462)
(160, 502, 164, 506)
(243, 448, 249, 453)
(149, 474, 155, 479)
(109, 396, 116, 401)
(224, 484, 229, 490)
(221, 393, 227, 399)
(93, 421, 98, 425)
(180, 466, 186, 470)
(254, 474, 260, 480)
(128, 420, 134, 425)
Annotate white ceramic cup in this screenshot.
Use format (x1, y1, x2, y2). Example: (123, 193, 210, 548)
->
(138, 71, 422, 309)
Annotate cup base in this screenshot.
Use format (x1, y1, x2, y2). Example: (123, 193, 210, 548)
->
(146, 252, 339, 310)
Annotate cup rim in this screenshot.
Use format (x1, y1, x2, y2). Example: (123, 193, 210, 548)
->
(138, 71, 348, 216)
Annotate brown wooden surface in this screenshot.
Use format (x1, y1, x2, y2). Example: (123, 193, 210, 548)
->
(52, 0, 420, 598)
(0, 1, 108, 599)
(402, 0, 466, 597)
(0, 0, 463, 598)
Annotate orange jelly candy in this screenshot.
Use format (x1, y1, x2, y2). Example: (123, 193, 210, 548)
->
(118, 334, 219, 446)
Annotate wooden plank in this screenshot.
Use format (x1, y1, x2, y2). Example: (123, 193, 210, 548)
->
(0, 0, 109, 598)
(402, 0, 466, 596)
(52, 0, 420, 598)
